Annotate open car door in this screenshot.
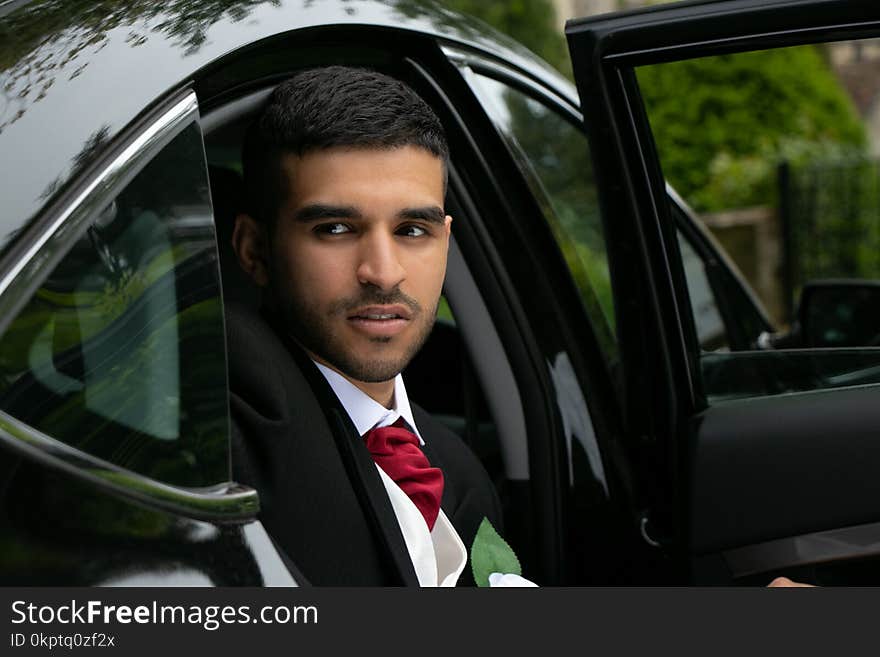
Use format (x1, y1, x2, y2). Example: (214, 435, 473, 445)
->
(566, 0, 880, 584)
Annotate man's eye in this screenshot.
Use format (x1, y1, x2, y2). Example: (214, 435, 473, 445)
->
(315, 223, 351, 235)
(398, 224, 427, 238)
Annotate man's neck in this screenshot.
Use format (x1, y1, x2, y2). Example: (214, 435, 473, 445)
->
(273, 320, 398, 407)
(353, 379, 395, 408)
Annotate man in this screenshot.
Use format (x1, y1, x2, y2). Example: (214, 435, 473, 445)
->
(228, 66, 512, 586)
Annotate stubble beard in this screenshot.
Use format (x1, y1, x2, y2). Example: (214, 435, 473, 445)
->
(276, 283, 438, 383)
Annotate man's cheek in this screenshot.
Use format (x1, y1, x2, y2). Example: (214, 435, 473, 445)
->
(283, 265, 321, 297)
(298, 259, 346, 288)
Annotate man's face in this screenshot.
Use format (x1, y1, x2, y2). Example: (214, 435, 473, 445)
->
(266, 145, 451, 384)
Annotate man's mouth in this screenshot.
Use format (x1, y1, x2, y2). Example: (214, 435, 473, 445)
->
(348, 305, 413, 321)
(347, 305, 413, 337)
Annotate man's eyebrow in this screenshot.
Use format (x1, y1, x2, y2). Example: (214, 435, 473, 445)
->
(397, 206, 446, 224)
(292, 204, 363, 222)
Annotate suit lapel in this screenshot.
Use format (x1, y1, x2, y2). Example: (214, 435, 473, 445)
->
(326, 408, 421, 586)
(264, 311, 419, 586)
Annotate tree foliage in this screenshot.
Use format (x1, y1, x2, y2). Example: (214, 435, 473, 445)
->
(637, 45, 867, 211)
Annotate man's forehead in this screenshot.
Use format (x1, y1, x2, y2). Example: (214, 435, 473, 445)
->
(278, 145, 446, 209)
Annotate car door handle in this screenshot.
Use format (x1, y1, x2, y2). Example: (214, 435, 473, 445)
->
(0, 409, 259, 523)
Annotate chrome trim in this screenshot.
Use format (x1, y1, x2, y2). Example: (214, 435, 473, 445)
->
(640, 514, 662, 548)
(825, 363, 880, 387)
(0, 91, 199, 338)
(242, 522, 299, 587)
(723, 520, 880, 577)
(0, 409, 259, 522)
(444, 45, 581, 119)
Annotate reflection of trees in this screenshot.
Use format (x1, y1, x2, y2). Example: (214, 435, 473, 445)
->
(422, 0, 570, 77)
(1, 0, 566, 136)
(0, 0, 280, 134)
(502, 86, 615, 351)
(40, 124, 110, 200)
(0, 0, 567, 138)
(393, 0, 525, 43)
(0, 120, 224, 488)
(506, 90, 600, 250)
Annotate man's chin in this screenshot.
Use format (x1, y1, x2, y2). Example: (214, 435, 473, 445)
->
(305, 342, 409, 384)
(290, 311, 434, 384)
(333, 356, 407, 384)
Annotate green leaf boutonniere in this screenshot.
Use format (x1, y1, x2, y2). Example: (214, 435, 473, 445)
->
(470, 517, 521, 588)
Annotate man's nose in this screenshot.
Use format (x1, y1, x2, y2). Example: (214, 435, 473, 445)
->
(356, 231, 406, 292)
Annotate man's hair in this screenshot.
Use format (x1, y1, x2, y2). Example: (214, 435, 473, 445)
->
(242, 66, 450, 226)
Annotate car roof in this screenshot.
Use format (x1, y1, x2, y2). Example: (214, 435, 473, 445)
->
(0, 0, 575, 260)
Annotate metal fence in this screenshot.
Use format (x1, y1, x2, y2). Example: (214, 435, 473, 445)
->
(778, 156, 880, 320)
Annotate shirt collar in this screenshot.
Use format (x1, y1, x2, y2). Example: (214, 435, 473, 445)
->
(313, 361, 424, 444)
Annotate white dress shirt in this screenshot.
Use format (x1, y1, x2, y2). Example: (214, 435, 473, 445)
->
(313, 362, 467, 587)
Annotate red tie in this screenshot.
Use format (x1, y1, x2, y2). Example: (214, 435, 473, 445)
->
(364, 419, 444, 531)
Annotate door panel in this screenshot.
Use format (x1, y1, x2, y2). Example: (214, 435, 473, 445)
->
(567, 0, 880, 582)
(690, 387, 880, 554)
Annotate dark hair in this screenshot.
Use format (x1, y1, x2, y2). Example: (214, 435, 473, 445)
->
(242, 66, 449, 226)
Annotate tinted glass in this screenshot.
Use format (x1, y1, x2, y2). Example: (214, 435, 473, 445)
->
(677, 231, 728, 351)
(470, 72, 616, 362)
(0, 121, 228, 487)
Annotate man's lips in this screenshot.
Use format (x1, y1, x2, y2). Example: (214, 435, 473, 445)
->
(347, 305, 413, 321)
(347, 305, 412, 337)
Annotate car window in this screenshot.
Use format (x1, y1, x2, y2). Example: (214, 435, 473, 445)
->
(677, 230, 728, 352)
(671, 199, 774, 355)
(467, 71, 617, 364)
(0, 115, 228, 488)
(636, 37, 880, 402)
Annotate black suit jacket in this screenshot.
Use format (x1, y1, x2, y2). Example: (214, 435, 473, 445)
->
(226, 303, 502, 586)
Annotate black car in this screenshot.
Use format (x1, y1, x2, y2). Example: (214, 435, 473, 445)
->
(1, 0, 879, 586)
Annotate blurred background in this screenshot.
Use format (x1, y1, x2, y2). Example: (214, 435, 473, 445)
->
(443, 0, 880, 329)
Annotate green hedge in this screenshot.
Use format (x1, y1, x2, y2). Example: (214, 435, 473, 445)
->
(637, 45, 867, 212)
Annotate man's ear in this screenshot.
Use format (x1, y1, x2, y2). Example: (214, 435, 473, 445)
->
(231, 213, 270, 287)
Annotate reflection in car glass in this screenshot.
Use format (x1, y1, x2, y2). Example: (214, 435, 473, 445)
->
(471, 73, 616, 362)
(0, 122, 228, 488)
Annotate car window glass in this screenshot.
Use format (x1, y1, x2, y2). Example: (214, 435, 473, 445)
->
(677, 231, 728, 351)
(636, 37, 880, 402)
(468, 72, 616, 363)
(670, 200, 774, 354)
(0, 120, 228, 487)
